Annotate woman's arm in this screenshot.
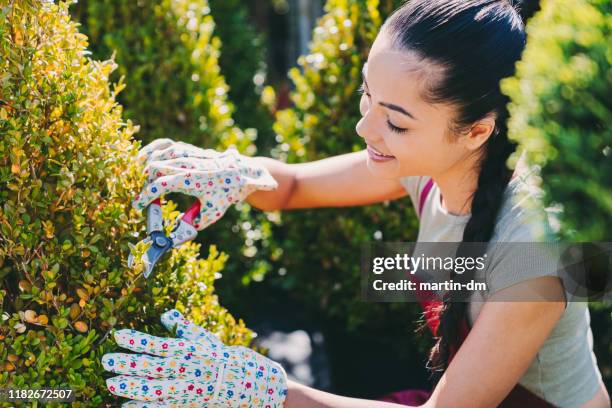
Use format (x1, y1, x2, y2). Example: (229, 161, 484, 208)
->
(246, 150, 408, 211)
(423, 276, 566, 408)
(285, 380, 410, 408)
(284, 277, 565, 408)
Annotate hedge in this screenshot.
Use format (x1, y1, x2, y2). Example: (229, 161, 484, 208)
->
(0, 2, 252, 406)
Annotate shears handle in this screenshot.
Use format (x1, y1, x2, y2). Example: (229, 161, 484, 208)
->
(149, 198, 201, 248)
(180, 199, 202, 226)
(148, 198, 201, 228)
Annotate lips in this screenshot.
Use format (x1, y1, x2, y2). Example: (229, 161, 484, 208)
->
(366, 144, 395, 162)
(369, 145, 394, 157)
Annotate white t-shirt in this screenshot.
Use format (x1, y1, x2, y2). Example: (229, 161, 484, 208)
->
(398, 165, 603, 407)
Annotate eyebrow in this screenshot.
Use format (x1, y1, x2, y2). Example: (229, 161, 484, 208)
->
(361, 64, 417, 121)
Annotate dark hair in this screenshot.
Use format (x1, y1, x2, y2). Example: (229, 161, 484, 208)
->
(382, 0, 539, 381)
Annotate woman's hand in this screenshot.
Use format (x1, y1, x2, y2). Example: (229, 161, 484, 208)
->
(132, 138, 278, 231)
(102, 309, 288, 407)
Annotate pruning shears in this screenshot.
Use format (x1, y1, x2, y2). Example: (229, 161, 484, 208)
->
(127, 198, 201, 278)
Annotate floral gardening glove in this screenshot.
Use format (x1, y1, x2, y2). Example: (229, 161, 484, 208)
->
(102, 309, 288, 407)
(132, 138, 278, 231)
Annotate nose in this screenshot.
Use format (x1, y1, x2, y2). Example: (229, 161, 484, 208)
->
(356, 114, 382, 143)
(356, 117, 366, 140)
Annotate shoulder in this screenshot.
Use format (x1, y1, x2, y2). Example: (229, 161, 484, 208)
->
(398, 175, 428, 199)
(492, 161, 561, 244)
(398, 175, 432, 217)
(483, 160, 567, 296)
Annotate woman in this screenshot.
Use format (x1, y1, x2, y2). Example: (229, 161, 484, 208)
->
(106, 0, 610, 406)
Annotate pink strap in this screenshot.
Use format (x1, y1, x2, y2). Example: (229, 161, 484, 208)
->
(418, 177, 434, 217)
(414, 177, 440, 335)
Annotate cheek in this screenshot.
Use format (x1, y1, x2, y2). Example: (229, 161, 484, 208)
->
(384, 135, 415, 160)
(383, 130, 451, 174)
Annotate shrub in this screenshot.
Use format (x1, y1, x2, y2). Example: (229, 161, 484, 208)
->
(0, 2, 252, 406)
(501, 0, 611, 242)
(71, 0, 254, 152)
(501, 0, 611, 387)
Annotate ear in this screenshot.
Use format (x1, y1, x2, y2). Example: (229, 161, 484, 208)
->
(462, 113, 497, 151)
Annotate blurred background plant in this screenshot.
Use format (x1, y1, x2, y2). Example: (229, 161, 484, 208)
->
(502, 0, 611, 241)
(208, 0, 277, 154)
(71, 0, 253, 152)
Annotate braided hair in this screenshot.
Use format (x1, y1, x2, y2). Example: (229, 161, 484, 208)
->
(382, 0, 541, 380)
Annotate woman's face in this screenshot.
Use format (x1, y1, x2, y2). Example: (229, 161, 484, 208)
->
(356, 31, 475, 179)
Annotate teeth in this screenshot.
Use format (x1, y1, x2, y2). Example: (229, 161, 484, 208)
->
(370, 146, 393, 157)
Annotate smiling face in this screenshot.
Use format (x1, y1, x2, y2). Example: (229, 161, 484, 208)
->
(356, 31, 479, 179)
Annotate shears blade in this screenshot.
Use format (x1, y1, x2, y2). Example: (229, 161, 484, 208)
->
(127, 198, 201, 279)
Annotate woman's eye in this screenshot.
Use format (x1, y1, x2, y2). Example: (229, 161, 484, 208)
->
(357, 83, 370, 96)
(386, 119, 408, 134)
(357, 83, 407, 134)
